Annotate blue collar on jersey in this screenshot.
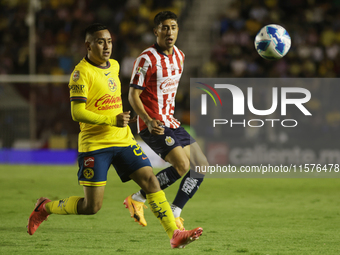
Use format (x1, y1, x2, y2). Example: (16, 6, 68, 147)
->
(85, 55, 111, 69)
(154, 43, 174, 57)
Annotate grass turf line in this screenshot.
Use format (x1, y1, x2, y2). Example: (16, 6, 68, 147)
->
(0, 164, 340, 254)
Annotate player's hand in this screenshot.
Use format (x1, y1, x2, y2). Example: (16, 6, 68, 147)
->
(116, 111, 131, 127)
(129, 115, 137, 124)
(146, 119, 164, 135)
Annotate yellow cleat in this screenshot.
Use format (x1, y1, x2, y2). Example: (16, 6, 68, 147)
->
(123, 195, 147, 227)
(175, 217, 185, 230)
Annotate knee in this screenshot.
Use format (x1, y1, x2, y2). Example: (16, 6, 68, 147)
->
(173, 159, 190, 176)
(190, 143, 209, 167)
(84, 202, 102, 215)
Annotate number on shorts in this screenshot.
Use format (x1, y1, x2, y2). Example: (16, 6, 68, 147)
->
(132, 143, 144, 156)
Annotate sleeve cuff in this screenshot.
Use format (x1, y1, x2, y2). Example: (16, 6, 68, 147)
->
(129, 84, 145, 90)
(70, 97, 87, 102)
(111, 115, 117, 126)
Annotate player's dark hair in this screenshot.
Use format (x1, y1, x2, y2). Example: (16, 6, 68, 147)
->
(84, 23, 108, 38)
(154, 11, 178, 28)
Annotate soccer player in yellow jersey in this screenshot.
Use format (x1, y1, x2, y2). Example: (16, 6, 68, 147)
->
(27, 23, 202, 248)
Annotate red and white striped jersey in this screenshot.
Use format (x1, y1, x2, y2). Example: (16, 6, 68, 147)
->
(130, 43, 185, 132)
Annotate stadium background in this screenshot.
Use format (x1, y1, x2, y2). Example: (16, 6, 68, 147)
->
(0, 0, 339, 166)
(2, 2, 340, 254)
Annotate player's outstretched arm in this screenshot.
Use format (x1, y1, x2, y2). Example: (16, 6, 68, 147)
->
(128, 87, 164, 135)
(71, 101, 118, 126)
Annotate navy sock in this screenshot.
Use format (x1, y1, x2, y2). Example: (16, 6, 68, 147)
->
(172, 169, 205, 209)
(140, 166, 181, 199)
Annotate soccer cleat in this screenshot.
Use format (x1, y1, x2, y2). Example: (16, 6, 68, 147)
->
(123, 195, 147, 227)
(175, 217, 185, 230)
(170, 227, 203, 249)
(27, 197, 51, 235)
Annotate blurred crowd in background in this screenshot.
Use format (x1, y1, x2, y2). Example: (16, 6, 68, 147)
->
(0, 0, 340, 149)
(0, 0, 184, 75)
(206, 0, 340, 78)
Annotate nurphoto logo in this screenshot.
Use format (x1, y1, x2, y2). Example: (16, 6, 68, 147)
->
(199, 83, 312, 128)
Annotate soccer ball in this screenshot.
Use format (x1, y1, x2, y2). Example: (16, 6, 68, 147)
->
(254, 24, 291, 60)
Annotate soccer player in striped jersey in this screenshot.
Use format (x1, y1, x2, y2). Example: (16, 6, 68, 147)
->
(27, 23, 202, 248)
(124, 11, 209, 230)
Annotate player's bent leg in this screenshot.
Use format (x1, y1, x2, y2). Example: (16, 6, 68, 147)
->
(43, 186, 104, 216)
(45, 186, 104, 216)
(137, 128, 187, 199)
(184, 142, 209, 174)
(28, 196, 82, 235)
(77, 186, 105, 215)
(27, 186, 104, 235)
(129, 166, 160, 194)
(165, 146, 190, 176)
(170, 143, 207, 224)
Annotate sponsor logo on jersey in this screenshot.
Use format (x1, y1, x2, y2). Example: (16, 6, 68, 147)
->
(95, 94, 122, 110)
(83, 168, 94, 180)
(136, 66, 146, 76)
(160, 78, 179, 94)
(165, 136, 175, 146)
(69, 84, 85, 93)
(108, 78, 117, 92)
(84, 157, 95, 167)
(72, 70, 80, 81)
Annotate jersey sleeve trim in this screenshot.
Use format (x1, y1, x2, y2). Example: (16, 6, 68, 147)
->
(70, 96, 87, 102)
(129, 84, 145, 90)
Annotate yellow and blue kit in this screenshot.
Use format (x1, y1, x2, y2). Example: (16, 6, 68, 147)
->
(69, 56, 151, 186)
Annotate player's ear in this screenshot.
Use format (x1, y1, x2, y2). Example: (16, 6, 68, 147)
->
(153, 28, 158, 37)
(85, 41, 91, 51)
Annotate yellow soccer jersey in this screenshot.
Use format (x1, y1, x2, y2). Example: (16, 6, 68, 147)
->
(69, 56, 135, 152)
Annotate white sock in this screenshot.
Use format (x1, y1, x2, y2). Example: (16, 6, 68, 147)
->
(132, 191, 147, 203)
(171, 204, 182, 218)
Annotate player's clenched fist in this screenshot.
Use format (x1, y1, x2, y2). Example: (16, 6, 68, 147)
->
(146, 119, 164, 135)
(116, 111, 131, 127)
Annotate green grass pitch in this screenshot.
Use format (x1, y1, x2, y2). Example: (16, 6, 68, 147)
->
(1, 164, 340, 255)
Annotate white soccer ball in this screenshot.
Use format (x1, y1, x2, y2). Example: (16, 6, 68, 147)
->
(254, 24, 291, 60)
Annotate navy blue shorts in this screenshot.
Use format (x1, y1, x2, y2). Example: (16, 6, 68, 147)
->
(77, 143, 151, 186)
(139, 126, 195, 159)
